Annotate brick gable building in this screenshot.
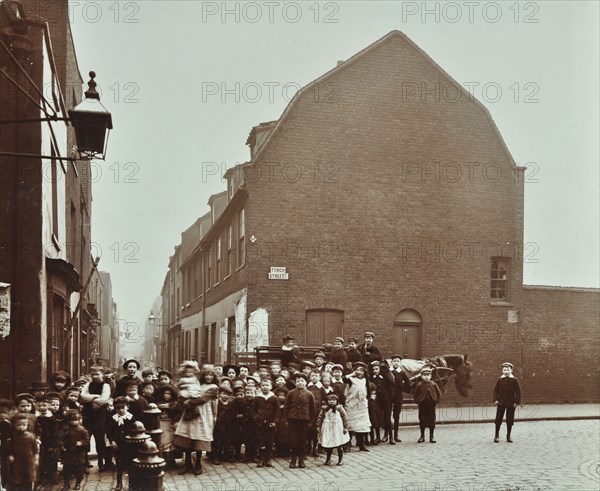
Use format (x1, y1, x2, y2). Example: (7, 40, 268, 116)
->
(158, 31, 599, 404)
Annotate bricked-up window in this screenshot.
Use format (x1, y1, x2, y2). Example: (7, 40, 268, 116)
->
(215, 237, 221, 286)
(491, 257, 510, 300)
(238, 208, 245, 268)
(225, 225, 232, 277)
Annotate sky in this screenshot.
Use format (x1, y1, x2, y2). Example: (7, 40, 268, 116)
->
(68, 1, 599, 356)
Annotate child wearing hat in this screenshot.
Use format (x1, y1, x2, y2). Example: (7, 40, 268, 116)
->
(212, 386, 235, 465)
(345, 338, 362, 372)
(281, 336, 300, 368)
(155, 384, 181, 467)
(390, 354, 411, 443)
(14, 393, 39, 436)
(241, 385, 258, 464)
(37, 394, 63, 484)
(49, 372, 72, 399)
(493, 362, 521, 443)
(284, 372, 316, 468)
(253, 378, 279, 467)
(60, 410, 89, 490)
(273, 387, 290, 457)
(414, 367, 442, 443)
(370, 360, 395, 445)
(5, 413, 39, 491)
(329, 337, 348, 367)
(317, 393, 349, 466)
(358, 332, 382, 364)
(231, 387, 246, 462)
(307, 370, 327, 456)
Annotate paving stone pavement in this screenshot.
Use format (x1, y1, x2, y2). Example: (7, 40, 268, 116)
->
(35, 420, 599, 491)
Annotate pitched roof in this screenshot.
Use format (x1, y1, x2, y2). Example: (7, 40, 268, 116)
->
(251, 30, 517, 169)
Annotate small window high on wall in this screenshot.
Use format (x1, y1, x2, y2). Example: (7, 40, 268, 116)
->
(490, 257, 510, 300)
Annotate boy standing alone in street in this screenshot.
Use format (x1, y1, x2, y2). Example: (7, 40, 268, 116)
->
(493, 362, 521, 443)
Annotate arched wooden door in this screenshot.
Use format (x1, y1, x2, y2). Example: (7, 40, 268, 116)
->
(393, 309, 422, 359)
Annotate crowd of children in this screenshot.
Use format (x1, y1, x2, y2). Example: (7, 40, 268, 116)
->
(0, 331, 521, 490)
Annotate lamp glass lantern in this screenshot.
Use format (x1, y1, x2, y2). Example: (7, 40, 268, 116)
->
(148, 311, 156, 326)
(69, 71, 113, 160)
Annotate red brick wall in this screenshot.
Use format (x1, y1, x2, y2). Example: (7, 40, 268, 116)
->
(521, 286, 600, 403)
(243, 32, 525, 403)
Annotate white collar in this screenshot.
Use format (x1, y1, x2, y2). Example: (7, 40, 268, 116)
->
(308, 381, 323, 389)
(501, 374, 515, 378)
(256, 391, 274, 400)
(112, 412, 133, 425)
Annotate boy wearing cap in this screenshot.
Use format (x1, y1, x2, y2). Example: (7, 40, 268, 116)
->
(314, 352, 327, 373)
(414, 367, 442, 443)
(60, 410, 89, 490)
(307, 370, 326, 456)
(493, 362, 521, 443)
(345, 338, 362, 372)
(329, 338, 348, 367)
(284, 372, 316, 468)
(390, 354, 411, 442)
(370, 361, 395, 445)
(254, 379, 279, 467)
(358, 332, 382, 364)
(231, 387, 246, 462)
(273, 387, 290, 457)
(6, 413, 39, 491)
(212, 386, 235, 464)
(281, 336, 300, 368)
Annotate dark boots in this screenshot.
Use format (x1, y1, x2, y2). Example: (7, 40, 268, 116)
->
(494, 424, 501, 443)
(324, 449, 332, 466)
(507, 425, 513, 442)
(394, 421, 402, 442)
(418, 427, 425, 443)
(429, 428, 436, 443)
(337, 447, 344, 466)
(357, 433, 369, 451)
(179, 451, 193, 475)
(194, 451, 203, 475)
(289, 451, 297, 469)
(311, 441, 319, 457)
(374, 428, 381, 445)
(298, 451, 306, 468)
(114, 472, 123, 491)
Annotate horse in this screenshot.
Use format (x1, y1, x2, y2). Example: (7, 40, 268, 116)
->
(396, 354, 472, 397)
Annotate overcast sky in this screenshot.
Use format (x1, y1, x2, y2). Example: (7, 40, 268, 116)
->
(69, 1, 599, 356)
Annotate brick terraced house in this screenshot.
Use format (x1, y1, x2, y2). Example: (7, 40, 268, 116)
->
(157, 31, 599, 404)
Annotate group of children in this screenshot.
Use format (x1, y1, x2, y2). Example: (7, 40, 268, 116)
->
(0, 331, 521, 491)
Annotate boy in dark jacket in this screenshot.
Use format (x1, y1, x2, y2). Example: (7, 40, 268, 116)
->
(80, 365, 111, 472)
(493, 362, 522, 443)
(306, 370, 326, 456)
(231, 387, 246, 461)
(390, 354, 412, 442)
(38, 394, 63, 484)
(414, 367, 441, 443)
(370, 361, 396, 445)
(253, 379, 279, 467)
(60, 410, 90, 490)
(242, 386, 258, 463)
(6, 413, 39, 491)
(107, 397, 137, 491)
(273, 387, 289, 457)
(329, 337, 348, 367)
(284, 372, 315, 469)
(345, 338, 362, 372)
(358, 331, 382, 364)
(213, 386, 235, 464)
(124, 381, 148, 422)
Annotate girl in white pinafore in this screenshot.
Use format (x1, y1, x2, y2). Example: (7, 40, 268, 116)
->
(317, 393, 350, 466)
(343, 362, 371, 451)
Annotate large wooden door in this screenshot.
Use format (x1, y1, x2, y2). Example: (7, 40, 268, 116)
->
(306, 309, 344, 346)
(306, 310, 343, 346)
(393, 309, 422, 359)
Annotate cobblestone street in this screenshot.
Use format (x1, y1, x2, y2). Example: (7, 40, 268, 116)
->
(65, 419, 600, 491)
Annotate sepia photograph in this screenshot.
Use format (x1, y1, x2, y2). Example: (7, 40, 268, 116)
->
(0, 1, 598, 490)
